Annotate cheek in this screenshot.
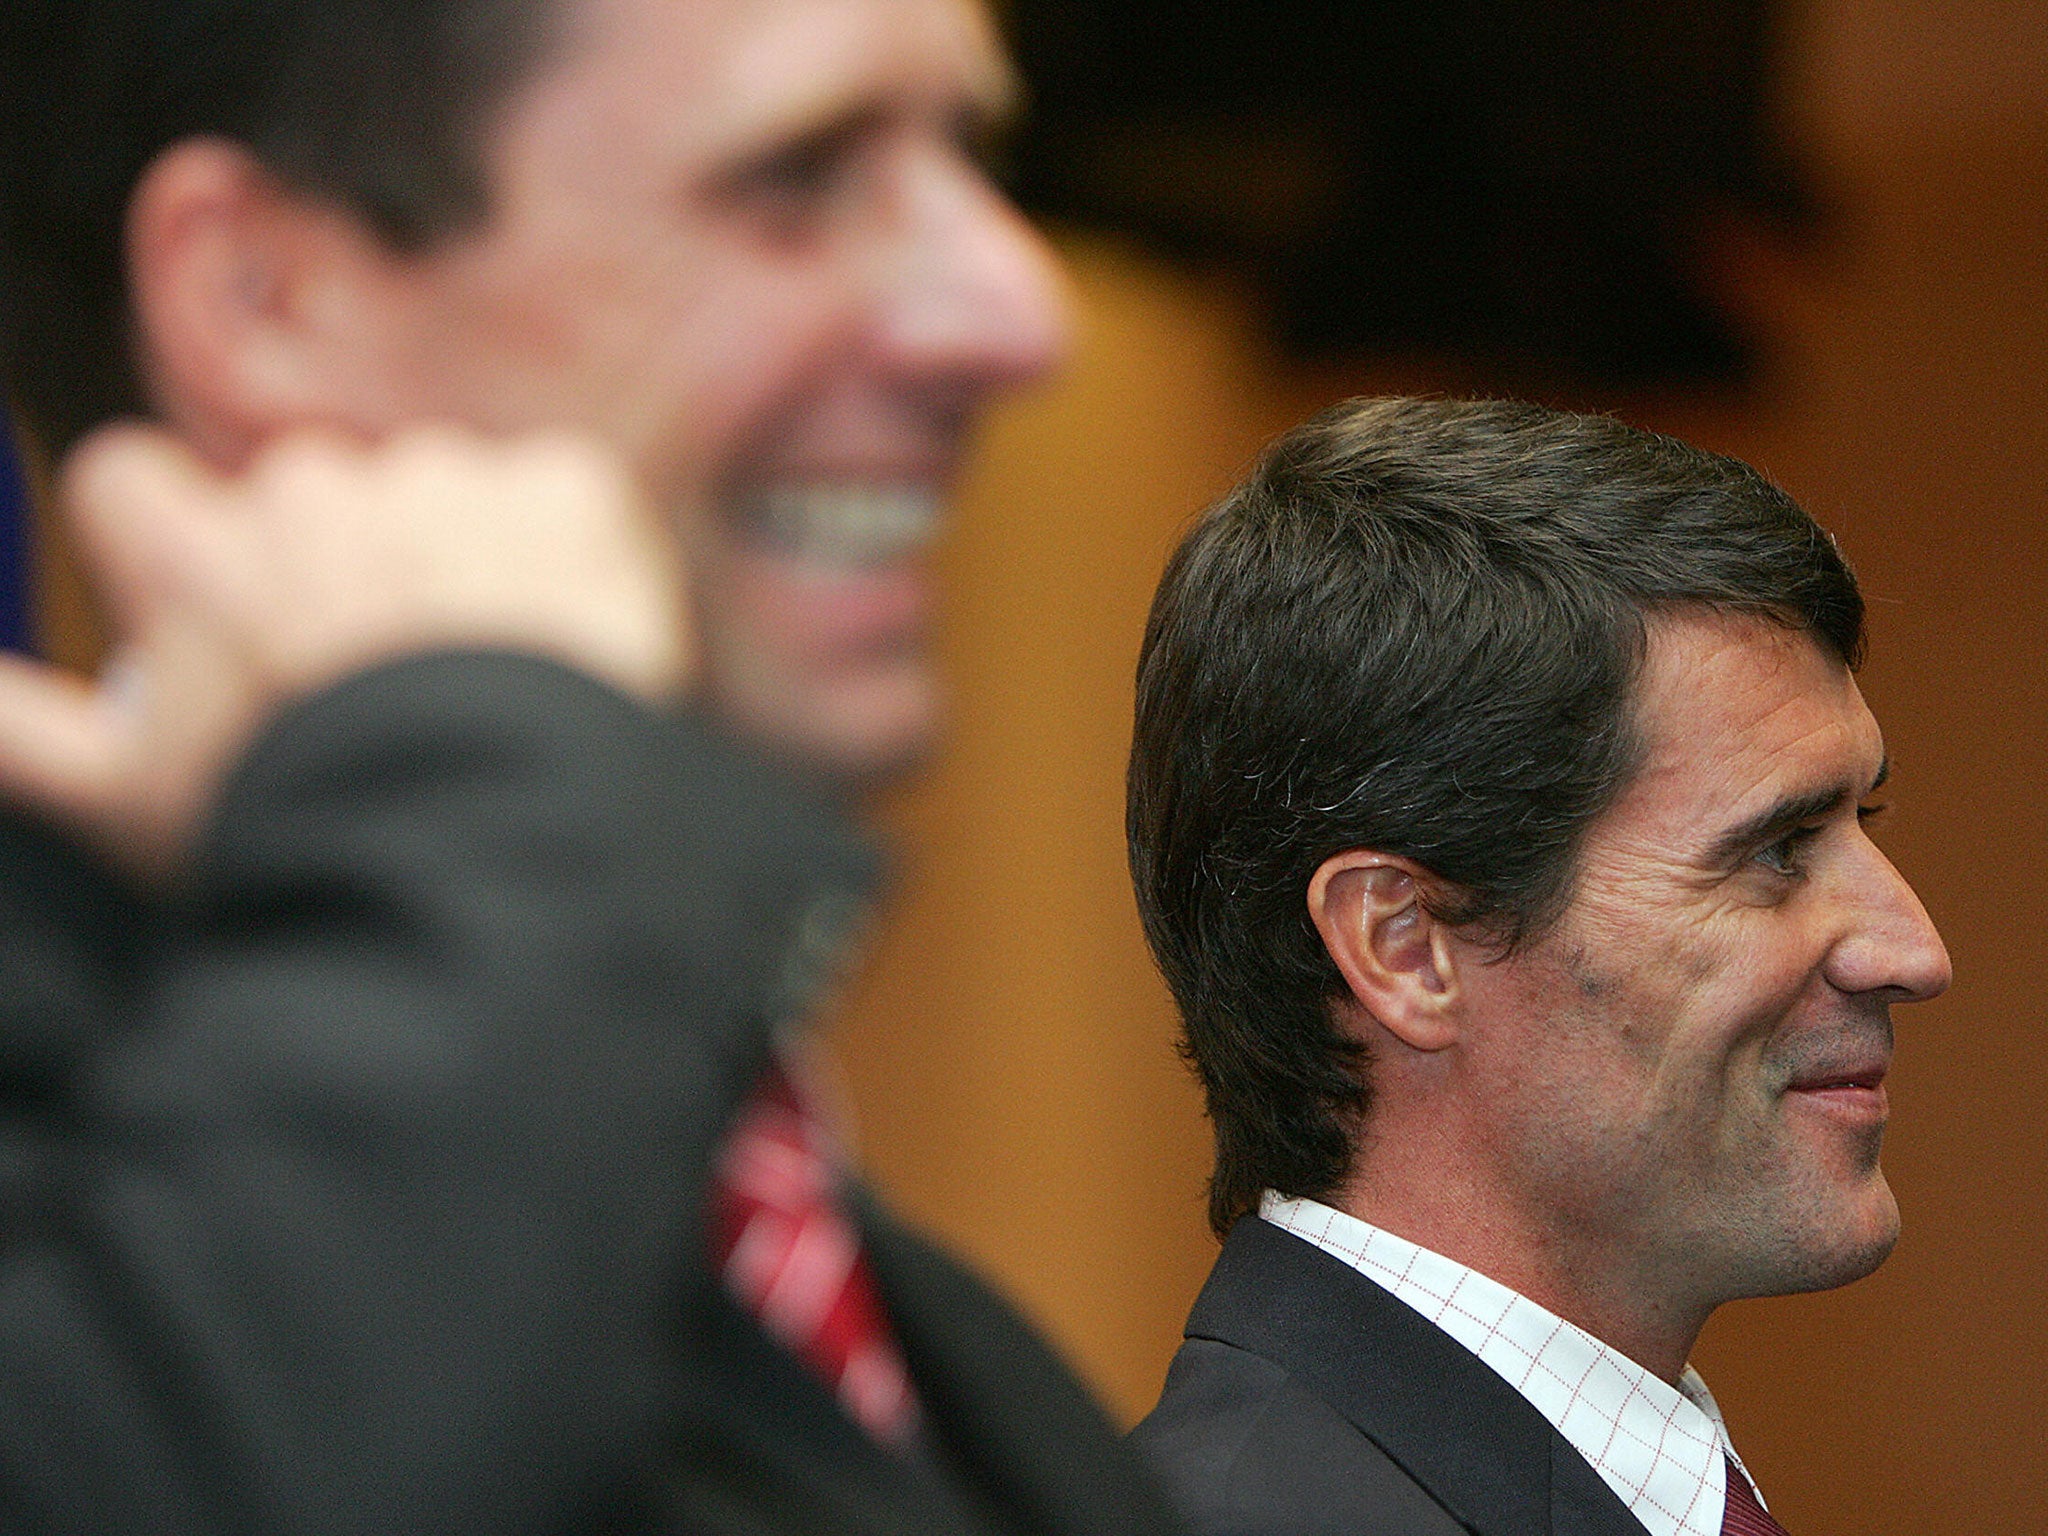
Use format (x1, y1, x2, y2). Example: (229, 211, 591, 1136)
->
(1671, 914, 1828, 1057)
(403, 225, 846, 476)
(1531, 953, 1761, 1161)
(621, 250, 873, 483)
(1569, 894, 1791, 1058)
(389, 248, 652, 435)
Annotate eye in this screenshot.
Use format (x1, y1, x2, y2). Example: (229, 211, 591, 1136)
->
(715, 121, 873, 243)
(747, 138, 851, 203)
(1753, 825, 1823, 878)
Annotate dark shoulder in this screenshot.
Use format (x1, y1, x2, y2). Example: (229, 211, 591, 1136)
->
(858, 1204, 1186, 1536)
(1133, 1337, 1468, 1536)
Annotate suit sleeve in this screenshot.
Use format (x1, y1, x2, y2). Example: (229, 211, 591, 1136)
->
(0, 650, 874, 1535)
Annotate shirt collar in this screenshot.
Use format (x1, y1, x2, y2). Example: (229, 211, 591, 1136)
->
(1260, 1192, 1762, 1536)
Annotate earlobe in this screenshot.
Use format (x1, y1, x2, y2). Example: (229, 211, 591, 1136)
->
(126, 137, 401, 460)
(1308, 851, 1462, 1052)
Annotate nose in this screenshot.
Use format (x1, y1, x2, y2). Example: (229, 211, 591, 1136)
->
(1824, 841, 1952, 1004)
(871, 149, 1073, 390)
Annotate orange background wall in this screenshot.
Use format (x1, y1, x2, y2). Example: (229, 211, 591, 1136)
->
(831, 3, 2048, 1532)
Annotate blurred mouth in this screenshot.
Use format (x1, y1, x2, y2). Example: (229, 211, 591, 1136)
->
(730, 483, 942, 570)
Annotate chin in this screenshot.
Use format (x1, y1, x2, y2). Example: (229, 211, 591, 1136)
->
(1741, 1179, 1902, 1299)
(1830, 1180, 1904, 1285)
(724, 668, 942, 797)
(796, 715, 941, 795)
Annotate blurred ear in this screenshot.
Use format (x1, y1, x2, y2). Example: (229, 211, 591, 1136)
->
(1308, 851, 1462, 1052)
(125, 137, 412, 461)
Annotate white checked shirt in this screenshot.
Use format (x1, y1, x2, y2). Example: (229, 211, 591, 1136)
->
(1262, 1193, 1767, 1536)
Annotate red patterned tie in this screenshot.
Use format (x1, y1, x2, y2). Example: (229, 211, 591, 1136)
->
(710, 1047, 921, 1447)
(1722, 1457, 1791, 1536)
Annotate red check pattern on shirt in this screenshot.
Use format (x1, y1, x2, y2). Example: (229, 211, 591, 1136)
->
(1262, 1193, 1756, 1536)
(711, 1049, 921, 1447)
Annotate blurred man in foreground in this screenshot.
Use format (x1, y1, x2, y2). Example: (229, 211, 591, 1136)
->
(1127, 397, 1950, 1536)
(0, 0, 1181, 1531)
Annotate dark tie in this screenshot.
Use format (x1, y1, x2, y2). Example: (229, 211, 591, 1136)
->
(709, 1049, 921, 1447)
(1721, 1456, 1791, 1536)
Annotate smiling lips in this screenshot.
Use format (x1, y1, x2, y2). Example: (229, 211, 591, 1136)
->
(738, 484, 943, 569)
(1784, 1060, 1889, 1124)
(1790, 1063, 1887, 1092)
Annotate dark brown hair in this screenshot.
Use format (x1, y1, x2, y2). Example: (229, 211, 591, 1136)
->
(0, 0, 563, 455)
(1128, 396, 1863, 1233)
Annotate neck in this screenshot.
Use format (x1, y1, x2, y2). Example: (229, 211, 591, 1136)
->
(1334, 1135, 1709, 1384)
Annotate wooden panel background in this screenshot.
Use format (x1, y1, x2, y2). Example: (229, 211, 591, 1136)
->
(830, 2, 2048, 1531)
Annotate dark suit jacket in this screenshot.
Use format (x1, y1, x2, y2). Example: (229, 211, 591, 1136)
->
(1132, 1217, 1651, 1536)
(666, 1191, 1179, 1536)
(0, 652, 1178, 1536)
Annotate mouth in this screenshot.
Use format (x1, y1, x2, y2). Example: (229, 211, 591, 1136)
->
(1784, 1061, 1890, 1123)
(1791, 1066, 1887, 1092)
(730, 483, 943, 570)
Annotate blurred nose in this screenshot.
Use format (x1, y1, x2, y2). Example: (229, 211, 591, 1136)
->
(872, 149, 1072, 391)
(1826, 842, 1952, 1004)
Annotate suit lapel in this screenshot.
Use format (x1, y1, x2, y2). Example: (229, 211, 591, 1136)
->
(1552, 1436, 1662, 1536)
(1187, 1218, 1648, 1536)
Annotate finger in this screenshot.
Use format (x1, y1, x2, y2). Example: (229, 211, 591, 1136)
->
(59, 423, 227, 629)
(501, 431, 695, 690)
(0, 653, 125, 831)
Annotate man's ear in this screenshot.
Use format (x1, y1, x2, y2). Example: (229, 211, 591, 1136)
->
(125, 137, 412, 461)
(1307, 851, 1462, 1052)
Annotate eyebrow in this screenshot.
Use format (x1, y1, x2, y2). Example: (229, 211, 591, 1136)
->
(708, 77, 1019, 197)
(1700, 756, 1890, 867)
(744, 30, 1023, 150)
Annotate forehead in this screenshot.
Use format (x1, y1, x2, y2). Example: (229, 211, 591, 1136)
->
(508, 0, 1015, 158)
(1595, 610, 1880, 854)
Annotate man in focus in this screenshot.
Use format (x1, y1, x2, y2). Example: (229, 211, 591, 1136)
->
(1127, 396, 1951, 1536)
